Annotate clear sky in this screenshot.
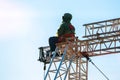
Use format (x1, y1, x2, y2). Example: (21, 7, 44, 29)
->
(0, 0, 120, 80)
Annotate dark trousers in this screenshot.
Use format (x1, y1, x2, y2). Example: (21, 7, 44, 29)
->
(49, 36, 58, 52)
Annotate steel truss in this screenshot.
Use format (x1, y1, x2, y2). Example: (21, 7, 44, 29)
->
(38, 18, 120, 80)
(82, 18, 120, 57)
(42, 39, 88, 80)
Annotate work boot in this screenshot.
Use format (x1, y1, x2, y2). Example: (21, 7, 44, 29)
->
(46, 50, 52, 57)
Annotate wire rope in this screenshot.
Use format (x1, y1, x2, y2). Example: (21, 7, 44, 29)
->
(88, 58, 110, 80)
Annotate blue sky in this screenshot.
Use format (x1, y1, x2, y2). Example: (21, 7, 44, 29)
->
(0, 0, 120, 80)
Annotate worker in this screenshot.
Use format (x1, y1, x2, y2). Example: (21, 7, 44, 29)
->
(48, 13, 75, 57)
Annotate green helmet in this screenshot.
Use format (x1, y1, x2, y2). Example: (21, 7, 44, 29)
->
(62, 13, 72, 23)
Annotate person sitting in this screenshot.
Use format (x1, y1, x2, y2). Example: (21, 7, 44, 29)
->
(48, 13, 75, 57)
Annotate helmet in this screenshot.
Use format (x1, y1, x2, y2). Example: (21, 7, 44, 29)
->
(62, 13, 72, 22)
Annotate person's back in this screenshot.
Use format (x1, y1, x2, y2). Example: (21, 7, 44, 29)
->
(57, 13, 75, 42)
(48, 13, 75, 56)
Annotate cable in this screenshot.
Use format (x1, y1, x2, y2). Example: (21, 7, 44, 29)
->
(88, 59, 109, 80)
(81, 52, 109, 80)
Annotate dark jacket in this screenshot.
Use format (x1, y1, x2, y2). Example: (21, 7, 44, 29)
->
(58, 22, 75, 37)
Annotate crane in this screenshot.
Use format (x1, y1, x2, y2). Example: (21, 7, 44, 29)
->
(38, 17, 120, 80)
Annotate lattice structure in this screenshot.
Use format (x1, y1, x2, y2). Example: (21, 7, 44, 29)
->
(82, 18, 120, 57)
(39, 39, 88, 80)
(38, 18, 120, 80)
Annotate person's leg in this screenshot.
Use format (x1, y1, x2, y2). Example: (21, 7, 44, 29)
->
(49, 36, 58, 52)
